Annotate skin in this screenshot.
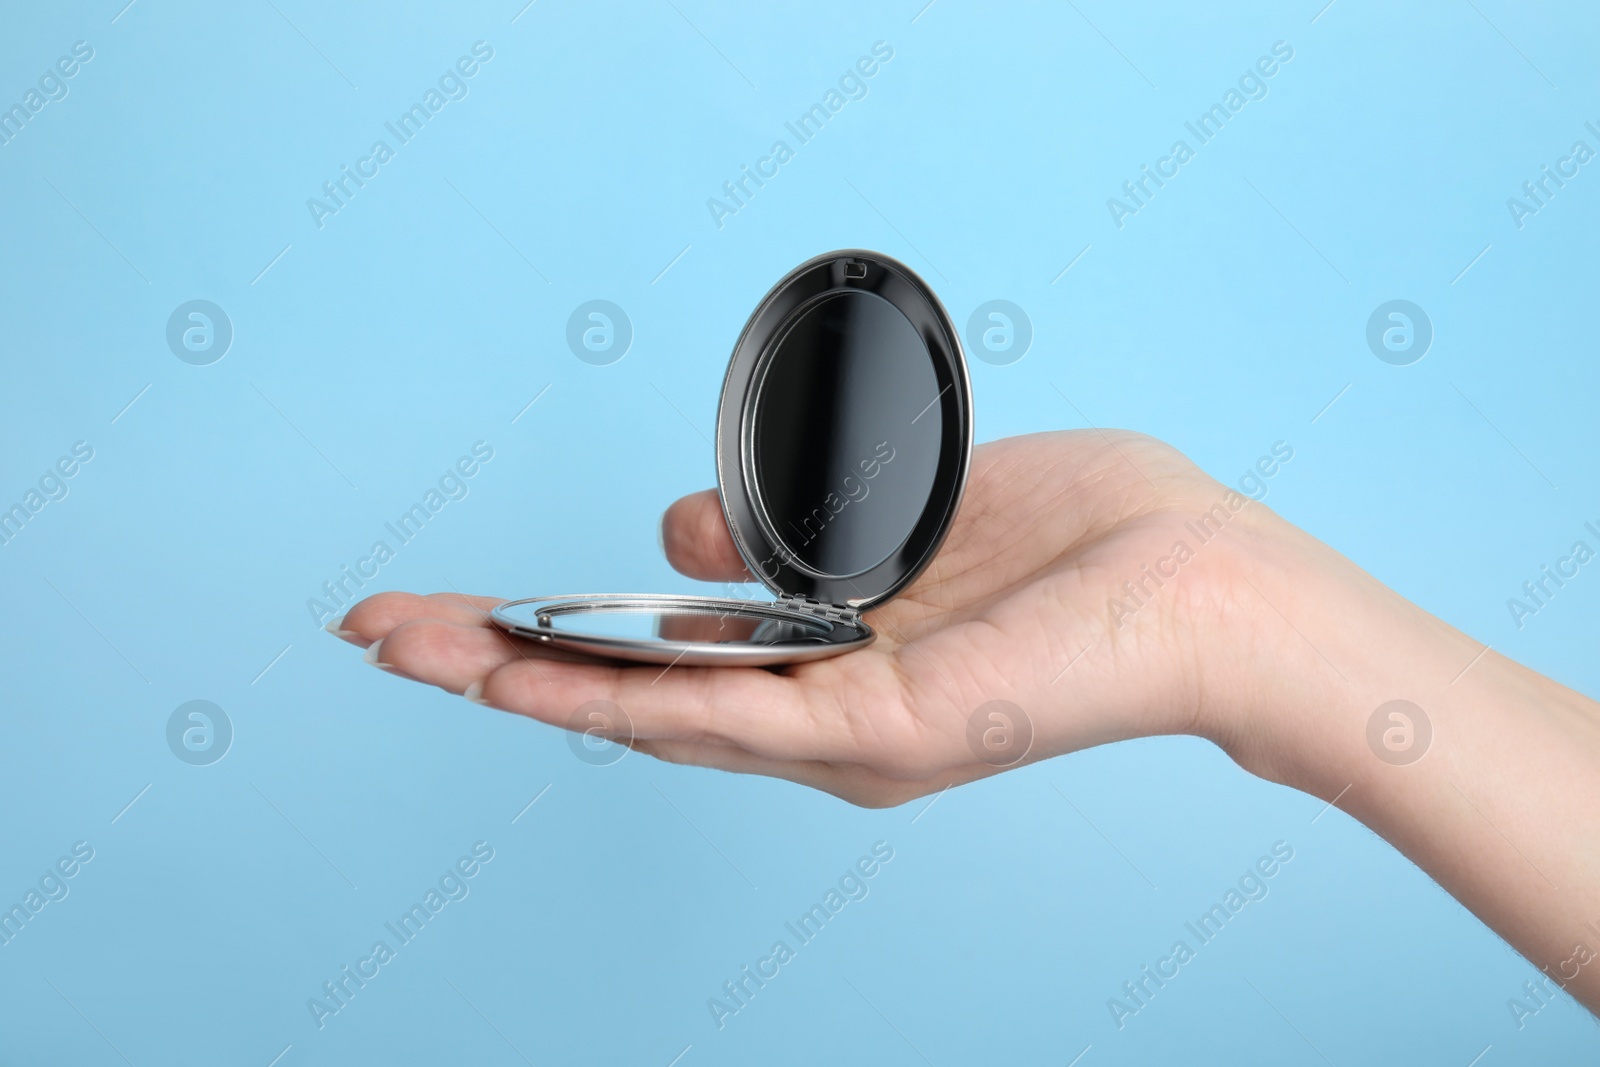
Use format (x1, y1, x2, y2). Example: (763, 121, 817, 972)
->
(332, 430, 1600, 1014)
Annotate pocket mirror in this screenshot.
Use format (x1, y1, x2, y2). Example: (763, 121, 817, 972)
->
(492, 250, 972, 666)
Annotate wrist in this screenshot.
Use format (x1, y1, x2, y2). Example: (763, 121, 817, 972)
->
(1195, 506, 1481, 802)
(1206, 511, 1600, 1009)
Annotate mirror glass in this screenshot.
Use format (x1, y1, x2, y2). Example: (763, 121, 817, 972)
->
(498, 600, 834, 646)
(752, 289, 943, 578)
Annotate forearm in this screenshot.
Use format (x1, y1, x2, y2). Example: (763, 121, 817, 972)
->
(1217, 513, 1600, 1011)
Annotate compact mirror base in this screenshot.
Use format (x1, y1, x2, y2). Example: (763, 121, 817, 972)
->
(490, 594, 875, 667)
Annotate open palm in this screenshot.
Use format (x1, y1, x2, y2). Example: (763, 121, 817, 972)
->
(338, 430, 1262, 805)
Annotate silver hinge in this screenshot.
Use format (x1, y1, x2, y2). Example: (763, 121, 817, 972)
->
(778, 593, 861, 624)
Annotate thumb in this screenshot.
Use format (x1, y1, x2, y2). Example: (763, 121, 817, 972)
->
(661, 489, 752, 583)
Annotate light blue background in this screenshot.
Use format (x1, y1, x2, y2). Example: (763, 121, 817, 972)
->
(3, 0, 1598, 1063)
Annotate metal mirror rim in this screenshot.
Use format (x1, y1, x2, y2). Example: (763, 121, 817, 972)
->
(714, 249, 972, 611)
(490, 593, 876, 667)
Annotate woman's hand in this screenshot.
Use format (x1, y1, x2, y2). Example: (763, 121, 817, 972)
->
(334, 431, 1287, 805)
(333, 430, 1600, 1013)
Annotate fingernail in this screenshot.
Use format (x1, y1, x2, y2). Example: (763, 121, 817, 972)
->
(657, 516, 668, 559)
(363, 639, 413, 678)
(324, 615, 359, 640)
(463, 681, 492, 706)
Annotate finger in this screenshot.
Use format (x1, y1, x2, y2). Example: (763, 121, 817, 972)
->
(630, 738, 927, 808)
(661, 489, 750, 583)
(366, 617, 524, 693)
(358, 613, 862, 757)
(475, 654, 888, 765)
(338, 591, 504, 647)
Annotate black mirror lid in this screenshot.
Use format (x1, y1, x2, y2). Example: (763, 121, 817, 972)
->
(715, 250, 972, 611)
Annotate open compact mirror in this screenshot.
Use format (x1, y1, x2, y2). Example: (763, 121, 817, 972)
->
(492, 250, 972, 666)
